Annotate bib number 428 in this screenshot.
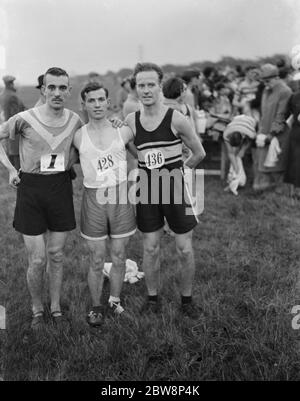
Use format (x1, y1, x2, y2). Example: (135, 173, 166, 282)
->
(97, 155, 114, 173)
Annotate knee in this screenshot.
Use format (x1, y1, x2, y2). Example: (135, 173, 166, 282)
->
(90, 252, 105, 271)
(48, 247, 64, 265)
(144, 242, 160, 259)
(176, 242, 193, 260)
(29, 253, 47, 270)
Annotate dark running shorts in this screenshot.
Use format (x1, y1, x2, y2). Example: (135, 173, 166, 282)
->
(136, 168, 198, 234)
(13, 171, 76, 236)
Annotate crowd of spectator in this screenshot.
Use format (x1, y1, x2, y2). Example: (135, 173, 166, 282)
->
(116, 57, 300, 197)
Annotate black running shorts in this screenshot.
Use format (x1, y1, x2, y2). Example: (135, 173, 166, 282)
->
(136, 168, 198, 234)
(13, 171, 76, 236)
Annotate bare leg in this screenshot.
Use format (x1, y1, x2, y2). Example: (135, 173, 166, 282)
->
(142, 229, 163, 296)
(47, 231, 68, 314)
(175, 230, 195, 297)
(86, 239, 106, 307)
(110, 237, 128, 299)
(23, 234, 47, 315)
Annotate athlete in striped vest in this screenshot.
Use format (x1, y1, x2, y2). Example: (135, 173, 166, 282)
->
(125, 62, 206, 318)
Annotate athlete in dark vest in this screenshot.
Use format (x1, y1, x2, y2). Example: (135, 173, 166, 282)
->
(126, 62, 206, 318)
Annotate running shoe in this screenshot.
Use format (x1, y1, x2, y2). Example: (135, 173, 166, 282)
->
(108, 301, 125, 315)
(140, 299, 161, 315)
(86, 307, 104, 327)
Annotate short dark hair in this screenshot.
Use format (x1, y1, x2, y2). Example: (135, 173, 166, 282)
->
(162, 77, 184, 99)
(129, 75, 136, 90)
(228, 131, 243, 147)
(203, 66, 216, 79)
(245, 65, 258, 73)
(80, 82, 109, 101)
(43, 67, 69, 85)
(215, 82, 226, 92)
(182, 68, 201, 84)
(133, 62, 163, 83)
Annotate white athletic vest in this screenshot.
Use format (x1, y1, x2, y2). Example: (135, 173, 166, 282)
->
(79, 126, 127, 188)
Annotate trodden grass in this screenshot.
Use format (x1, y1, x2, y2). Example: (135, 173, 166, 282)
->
(0, 164, 300, 381)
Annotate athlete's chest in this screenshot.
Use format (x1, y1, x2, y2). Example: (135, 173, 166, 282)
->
(88, 130, 122, 153)
(22, 126, 73, 150)
(139, 116, 164, 132)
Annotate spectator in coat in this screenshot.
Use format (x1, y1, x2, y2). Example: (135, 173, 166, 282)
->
(0, 75, 25, 169)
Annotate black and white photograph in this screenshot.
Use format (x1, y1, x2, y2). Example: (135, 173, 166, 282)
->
(0, 0, 300, 384)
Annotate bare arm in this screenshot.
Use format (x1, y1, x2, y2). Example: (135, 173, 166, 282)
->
(225, 141, 239, 174)
(123, 112, 138, 158)
(0, 133, 20, 187)
(67, 146, 79, 168)
(237, 139, 251, 159)
(172, 110, 206, 168)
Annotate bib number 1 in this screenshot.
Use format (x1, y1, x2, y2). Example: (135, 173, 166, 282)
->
(40, 153, 65, 172)
(145, 150, 165, 169)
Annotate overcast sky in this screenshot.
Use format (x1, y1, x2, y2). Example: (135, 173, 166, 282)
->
(0, 0, 300, 84)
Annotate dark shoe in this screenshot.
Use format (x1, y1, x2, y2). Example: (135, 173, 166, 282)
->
(31, 311, 45, 330)
(140, 299, 161, 315)
(180, 302, 201, 319)
(51, 310, 69, 329)
(86, 307, 104, 327)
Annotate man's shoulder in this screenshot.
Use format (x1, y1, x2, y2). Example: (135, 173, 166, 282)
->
(270, 82, 292, 99)
(66, 108, 82, 120)
(74, 123, 84, 137)
(279, 81, 293, 96)
(125, 109, 139, 124)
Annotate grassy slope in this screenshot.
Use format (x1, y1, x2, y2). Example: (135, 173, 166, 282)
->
(0, 165, 300, 381)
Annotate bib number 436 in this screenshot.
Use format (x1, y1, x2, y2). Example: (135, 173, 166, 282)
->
(145, 150, 165, 169)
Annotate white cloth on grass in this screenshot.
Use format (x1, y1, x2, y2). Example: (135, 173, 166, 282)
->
(103, 259, 144, 284)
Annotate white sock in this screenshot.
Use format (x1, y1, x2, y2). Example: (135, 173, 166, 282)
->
(109, 296, 120, 305)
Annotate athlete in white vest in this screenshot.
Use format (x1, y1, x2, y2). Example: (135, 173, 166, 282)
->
(73, 82, 136, 327)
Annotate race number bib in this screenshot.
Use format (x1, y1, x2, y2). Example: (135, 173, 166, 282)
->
(144, 150, 165, 169)
(97, 154, 115, 175)
(40, 153, 65, 172)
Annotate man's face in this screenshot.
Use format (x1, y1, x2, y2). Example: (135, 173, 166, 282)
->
(83, 88, 109, 120)
(136, 71, 162, 107)
(263, 76, 278, 90)
(43, 74, 70, 110)
(191, 75, 201, 88)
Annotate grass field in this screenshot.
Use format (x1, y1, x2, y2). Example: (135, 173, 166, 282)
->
(1, 163, 300, 381)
